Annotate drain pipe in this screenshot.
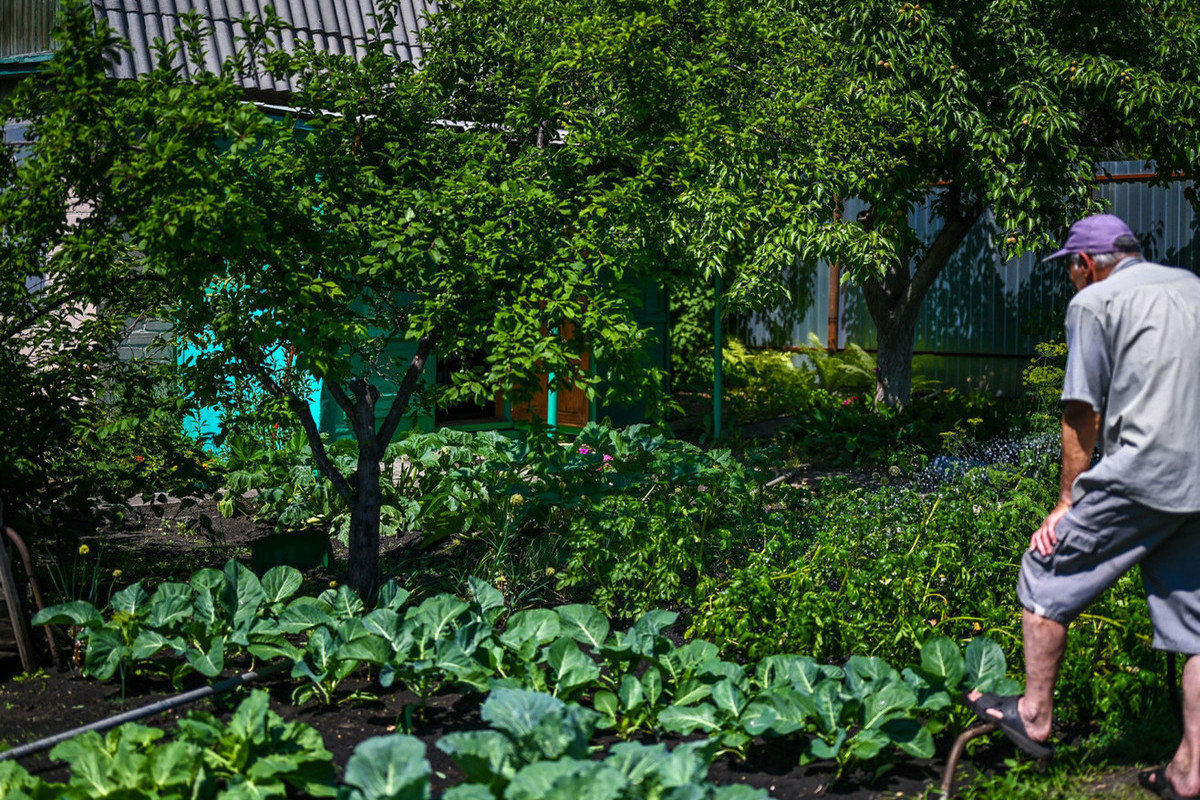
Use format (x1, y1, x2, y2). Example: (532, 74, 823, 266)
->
(0, 660, 290, 763)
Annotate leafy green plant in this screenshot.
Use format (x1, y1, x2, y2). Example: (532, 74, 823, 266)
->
(179, 690, 337, 797)
(341, 722, 769, 800)
(45, 723, 206, 799)
(32, 561, 305, 687)
(689, 477, 1048, 665)
(338, 735, 431, 800)
(720, 339, 817, 425)
(0, 690, 335, 799)
(555, 427, 760, 616)
(223, 430, 352, 532)
(438, 688, 598, 792)
(799, 333, 879, 397)
(1022, 339, 1069, 431)
(39, 540, 112, 609)
(0, 335, 214, 548)
(28, 550, 1043, 780)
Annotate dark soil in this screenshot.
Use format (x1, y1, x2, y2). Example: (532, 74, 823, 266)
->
(1, 492, 984, 799)
(0, 661, 955, 798)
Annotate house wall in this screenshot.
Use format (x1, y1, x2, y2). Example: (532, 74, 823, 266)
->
(733, 163, 1199, 396)
(0, 0, 57, 61)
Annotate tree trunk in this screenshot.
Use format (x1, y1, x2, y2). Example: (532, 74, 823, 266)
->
(346, 378, 383, 599)
(331, 338, 434, 599)
(873, 312, 918, 407)
(346, 443, 383, 599)
(239, 337, 434, 600)
(860, 191, 983, 407)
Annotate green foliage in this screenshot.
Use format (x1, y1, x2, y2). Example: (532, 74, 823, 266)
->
(33, 561, 304, 686)
(339, 735, 431, 800)
(688, 465, 1160, 731)
(557, 440, 756, 616)
(717, 333, 954, 436)
(800, 0, 1200, 404)
(669, 276, 717, 391)
(798, 334, 879, 398)
(0, 338, 214, 541)
(223, 430, 350, 532)
(1, 690, 334, 799)
(39, 551, 1028, 778)
(781, 386, 1024, 468)
(1022, 339, 1069, 431)
(2, 0, 673, 595)
(221, 421, 769, 616)
(689, 474, 1050, 664)
(719, 340, 816, 425)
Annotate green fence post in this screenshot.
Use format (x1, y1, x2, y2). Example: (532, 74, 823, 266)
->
(713, 272, 723, 439)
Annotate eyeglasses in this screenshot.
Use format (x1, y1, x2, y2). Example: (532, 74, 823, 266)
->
(1066, 253, 1086, 270)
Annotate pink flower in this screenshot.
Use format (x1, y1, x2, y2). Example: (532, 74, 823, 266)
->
(578, 446, 591, 454)
(602, 454, 614, 462)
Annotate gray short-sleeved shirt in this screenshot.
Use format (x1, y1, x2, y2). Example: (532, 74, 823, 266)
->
(1062, 257, 1200, 512)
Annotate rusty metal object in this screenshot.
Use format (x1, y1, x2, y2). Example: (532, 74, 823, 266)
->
(4, 524, 61, 668)
(940, 722, 999, 796)
(0, 536, 34, 671)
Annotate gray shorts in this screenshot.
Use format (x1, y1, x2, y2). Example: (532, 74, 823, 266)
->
(1017, 489, 1200, 653)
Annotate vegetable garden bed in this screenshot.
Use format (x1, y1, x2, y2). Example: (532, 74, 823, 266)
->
(3, 551, 1021, 799)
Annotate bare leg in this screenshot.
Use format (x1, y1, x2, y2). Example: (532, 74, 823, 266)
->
(1017, 608, 1065, 742)
(965, 609, 1062, 741)
(1163, 655, 1200, 797)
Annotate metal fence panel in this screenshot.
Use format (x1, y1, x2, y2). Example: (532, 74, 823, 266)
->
(735, 163, 1197, 396)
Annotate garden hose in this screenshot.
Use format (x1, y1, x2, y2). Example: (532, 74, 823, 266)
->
(0, 660, 290, 763)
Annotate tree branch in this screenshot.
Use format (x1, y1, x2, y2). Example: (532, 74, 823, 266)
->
(376, 333, 436, 451)
(232, 344, 355, 506)
(904, 194, 983, 318)
(325, 379, 357, 422)
(0, 272, 161, 344)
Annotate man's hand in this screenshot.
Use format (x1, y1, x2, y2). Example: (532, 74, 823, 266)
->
(1032, 401, 1100, 558)
(1031, 501, 1071, 556)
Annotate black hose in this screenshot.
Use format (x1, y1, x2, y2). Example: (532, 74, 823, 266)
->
(0, 661, 290, 763)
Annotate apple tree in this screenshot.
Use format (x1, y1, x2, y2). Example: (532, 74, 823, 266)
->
(804, 0, 1200, 405)
(1, 1, 664, 596)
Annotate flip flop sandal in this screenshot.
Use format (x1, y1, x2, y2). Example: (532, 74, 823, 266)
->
(1139, 765, 1200, 799)
(962, 691, 1053, 760)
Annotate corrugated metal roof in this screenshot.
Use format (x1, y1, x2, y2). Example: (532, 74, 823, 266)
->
(93, 0, 439, 96)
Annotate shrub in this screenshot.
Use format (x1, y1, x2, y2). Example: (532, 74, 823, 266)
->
(688, 463, 1160, 731)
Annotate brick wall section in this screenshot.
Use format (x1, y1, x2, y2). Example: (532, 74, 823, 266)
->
(118, 316, 174, 363)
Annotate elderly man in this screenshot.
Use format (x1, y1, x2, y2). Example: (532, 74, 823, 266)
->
(965, 214, 1200, 799)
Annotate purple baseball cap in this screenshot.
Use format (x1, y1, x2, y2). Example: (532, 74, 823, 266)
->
(1042, 214, 1137, 261)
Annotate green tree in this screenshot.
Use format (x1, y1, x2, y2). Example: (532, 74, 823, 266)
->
(803, 0, 1200, 405)
(1, 2, 663, 596)
(0, 6, 209, 538)
(419, 0, 1197, 412)
(419, 0, 906, 400)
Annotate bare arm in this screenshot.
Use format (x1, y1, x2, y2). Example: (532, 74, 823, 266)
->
(1030, 400, 1101, 556)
